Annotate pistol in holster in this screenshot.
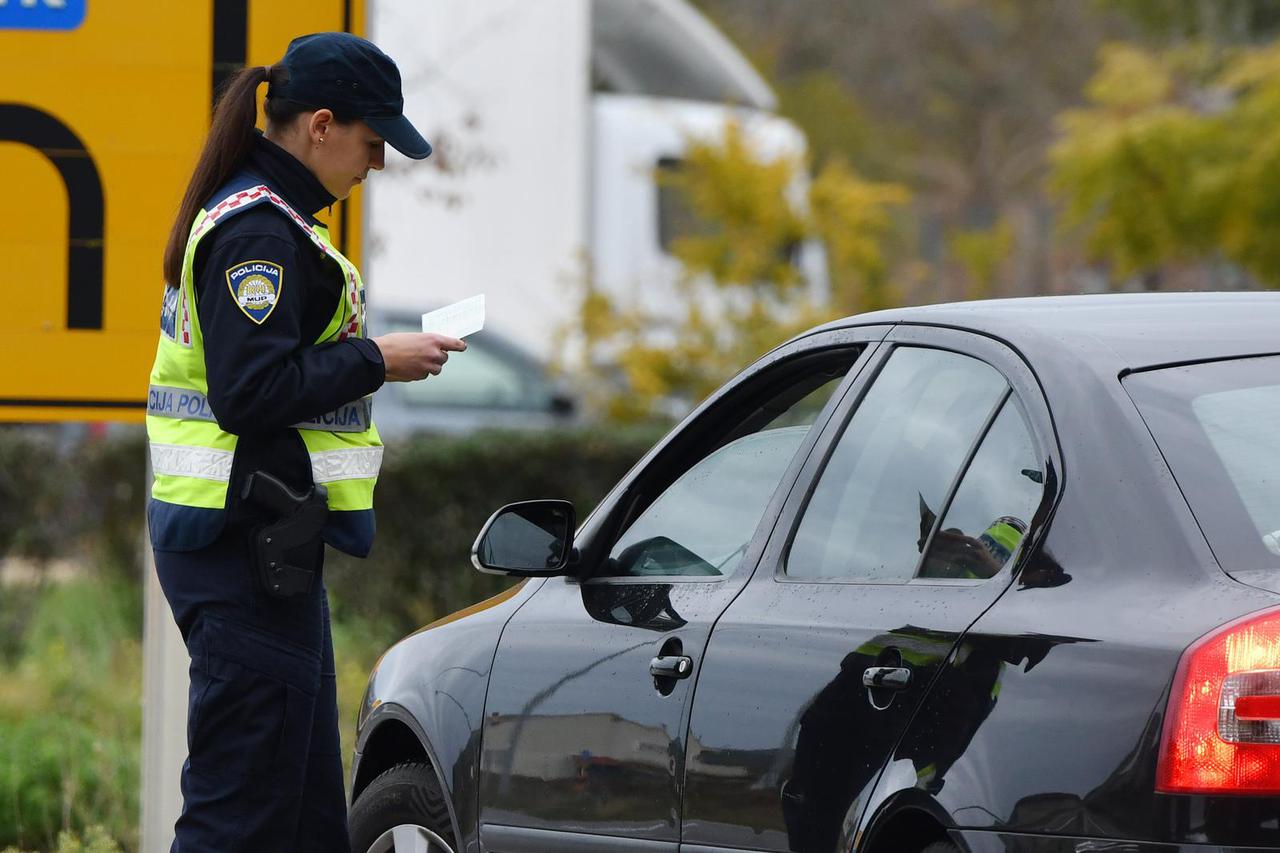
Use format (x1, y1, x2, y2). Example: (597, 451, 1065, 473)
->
(241, 471, 329, 599)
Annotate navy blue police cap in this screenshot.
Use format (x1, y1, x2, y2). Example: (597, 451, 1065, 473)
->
(270, 32, 432, 160)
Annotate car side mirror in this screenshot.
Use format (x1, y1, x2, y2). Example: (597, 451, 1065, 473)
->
(471, 499, 577, 577)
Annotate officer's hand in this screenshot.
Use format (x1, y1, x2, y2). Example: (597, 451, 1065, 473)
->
(372, 332, 467, 382)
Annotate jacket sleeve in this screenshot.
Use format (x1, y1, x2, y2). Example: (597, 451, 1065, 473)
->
(195, 229, 386, 435)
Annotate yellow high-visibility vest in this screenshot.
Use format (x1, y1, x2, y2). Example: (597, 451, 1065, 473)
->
(146, 179, 382, 552)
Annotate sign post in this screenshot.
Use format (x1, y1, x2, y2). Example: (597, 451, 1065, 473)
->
(0, 2, 364, 849)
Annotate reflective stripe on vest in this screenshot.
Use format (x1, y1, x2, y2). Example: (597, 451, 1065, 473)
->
(310, 446, 384, 482)
(146, 180, 382, 515)
(150, 443, 234, 482)
(149, 442, 382, 485)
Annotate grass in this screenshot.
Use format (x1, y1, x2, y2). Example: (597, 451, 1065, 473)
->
(0, 573, 400, 852)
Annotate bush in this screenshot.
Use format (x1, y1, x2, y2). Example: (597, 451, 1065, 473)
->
(0, 580, 140, 851)
(0, 424, 665, 847)
(0, 580, 400, 850)
(0, 432, 65, 562)
(0, 427, 146, 583)
(0, 420, 666, 636)
(0, 424, 662, 637)
(326, 426, 664, 635)
(1, 824, 122, 853)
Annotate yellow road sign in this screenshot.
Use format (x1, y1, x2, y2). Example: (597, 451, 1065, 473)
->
(0, 0, 365, 422)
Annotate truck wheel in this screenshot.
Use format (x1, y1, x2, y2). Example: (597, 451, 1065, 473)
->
(349, 762, 457, 853)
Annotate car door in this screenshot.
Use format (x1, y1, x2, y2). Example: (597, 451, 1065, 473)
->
(477, 328, 891, 852)
(680, 327, 1055, 853)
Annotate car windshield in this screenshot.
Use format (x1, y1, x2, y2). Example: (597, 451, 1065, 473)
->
(1125, 355, 1280, 575)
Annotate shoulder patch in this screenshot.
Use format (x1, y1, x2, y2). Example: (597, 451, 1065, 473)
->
(225, 260, 283, 325)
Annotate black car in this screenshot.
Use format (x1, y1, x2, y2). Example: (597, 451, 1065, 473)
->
(347, 293, 1280, 853)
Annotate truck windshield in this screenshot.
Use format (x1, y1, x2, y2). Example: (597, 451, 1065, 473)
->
(1125, 355, 1280, 575)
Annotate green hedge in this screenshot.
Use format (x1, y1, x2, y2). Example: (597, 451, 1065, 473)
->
(0, 423, 664, 639)
(327, 425, 664, 631)
(0, 428, 147, 582)
(0, 424, 666, 849)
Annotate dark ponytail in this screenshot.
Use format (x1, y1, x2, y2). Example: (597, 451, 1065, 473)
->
(162, 65, 273, 288)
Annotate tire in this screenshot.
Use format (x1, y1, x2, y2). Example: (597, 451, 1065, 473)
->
(348, 762, 457, 853)
(919, 842, 960, 853)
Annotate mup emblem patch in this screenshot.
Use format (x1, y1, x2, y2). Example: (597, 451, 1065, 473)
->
(226, 261, 283, 325)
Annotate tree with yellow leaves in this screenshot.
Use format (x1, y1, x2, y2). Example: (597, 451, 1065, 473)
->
(559, 122, 907, 423)
(1050, 39, 1280, 287)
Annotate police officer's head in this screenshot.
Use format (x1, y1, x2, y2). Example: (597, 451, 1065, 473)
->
(164, 32, 429, 288)
(265, 33, 432, 197)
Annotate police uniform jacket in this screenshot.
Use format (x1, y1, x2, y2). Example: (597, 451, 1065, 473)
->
(188, 132, 385, 547)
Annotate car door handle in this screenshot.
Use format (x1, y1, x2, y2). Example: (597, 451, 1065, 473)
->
(650, 655, 693, 680)
(862, 665, 911, 691)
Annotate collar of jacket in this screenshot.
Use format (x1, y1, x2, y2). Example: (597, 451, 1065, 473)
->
(244, 131, 337, 224)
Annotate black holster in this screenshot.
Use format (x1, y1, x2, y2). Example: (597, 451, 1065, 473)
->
(241, 471, 329, 599)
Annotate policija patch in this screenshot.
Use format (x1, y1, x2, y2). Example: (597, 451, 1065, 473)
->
(225, 260, 283, 325)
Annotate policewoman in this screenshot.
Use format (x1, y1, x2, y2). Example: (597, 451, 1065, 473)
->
(146, 33, 464, 851)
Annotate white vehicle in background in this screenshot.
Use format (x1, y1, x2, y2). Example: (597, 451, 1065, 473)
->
(366, 0, 817, 434)
(367, 310, 576, 438)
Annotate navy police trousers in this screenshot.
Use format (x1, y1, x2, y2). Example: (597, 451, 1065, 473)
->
(154, 530, 350, 852)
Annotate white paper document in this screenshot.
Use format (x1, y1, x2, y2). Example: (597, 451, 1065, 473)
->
(421, 294, 486, 339)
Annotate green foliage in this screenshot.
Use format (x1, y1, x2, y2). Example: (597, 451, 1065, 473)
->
(662, 123, 810, 289)
(0, 586, 41, 667)
(0, 434, 65, 562)
(325, 426, 663, 631)
(772, 72, 877, 170)
(1099, 0, 1280, 42)
(0, 578, 406, 851)
(0, 426, 658, 649)
(0, 428, 145, 581)
(948, 219, 1016, 299)
(1, 824, 122, 853)
(0, 426, 662, 848)
(1049, 39, 1280, 286)
(71, 436, 148, 583)
(810, 158, 910, 312)
(560, 122, 907, 422)
(330, 610, 393, 780)
(0, 580, 140, 852)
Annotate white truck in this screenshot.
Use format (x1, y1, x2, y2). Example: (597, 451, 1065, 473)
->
(365, 0, 812, 432)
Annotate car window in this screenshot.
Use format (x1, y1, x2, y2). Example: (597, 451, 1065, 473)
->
(917, 397, 1043, 580)
(1125, 356, 1280, 575)
(786, 346, 1008, 582)
(601, 370, 850, 579)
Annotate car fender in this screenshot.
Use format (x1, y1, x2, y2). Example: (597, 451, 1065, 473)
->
(354, 701, 463, 843)
(352, 577, 545, 851)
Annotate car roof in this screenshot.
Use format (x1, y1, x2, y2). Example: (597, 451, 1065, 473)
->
(810, 292, 1280, 373)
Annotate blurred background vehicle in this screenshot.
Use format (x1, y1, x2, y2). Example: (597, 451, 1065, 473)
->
(366, 309, 576, 438)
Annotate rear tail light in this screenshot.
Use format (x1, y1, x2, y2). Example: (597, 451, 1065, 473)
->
(1157, 605, 1280, 794)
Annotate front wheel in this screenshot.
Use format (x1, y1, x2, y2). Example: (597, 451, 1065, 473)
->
(348, 762, 457, 853)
